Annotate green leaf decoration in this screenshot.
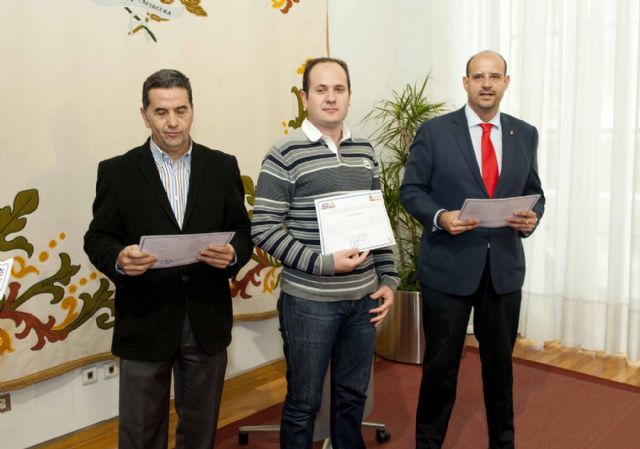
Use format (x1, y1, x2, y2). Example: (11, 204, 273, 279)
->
(287, 86, 307, 129)
(241, 175, 255, 197)
(11, 253, 80, 310)
(66, 278, 115, 332)
(242, 175, 256, 219)
(0, 189, 39, 257)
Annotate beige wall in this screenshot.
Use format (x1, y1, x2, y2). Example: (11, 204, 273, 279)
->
(0, 0, 326, 394)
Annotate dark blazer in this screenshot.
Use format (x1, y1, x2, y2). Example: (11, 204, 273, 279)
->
(84, 140, 253, 361)
(401, 107, 545, 296)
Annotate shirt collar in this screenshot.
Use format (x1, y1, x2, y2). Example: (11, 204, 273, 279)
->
(465, 104, 501, 130)
(301, 118, 352, 145)
(149, 137, 193, 163)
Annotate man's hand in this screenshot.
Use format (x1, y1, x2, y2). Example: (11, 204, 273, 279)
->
(439, 210, 479, 235)
(199, 243, 236, 269)
(369, 285, 394, 327)
(333, 248, 369, 273)
(507, 210, 538, 234)
(117, 245, 157, 276)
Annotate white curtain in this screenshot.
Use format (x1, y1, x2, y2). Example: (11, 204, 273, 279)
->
(516, 0, 640, 364)
(330, 0, 640, 363)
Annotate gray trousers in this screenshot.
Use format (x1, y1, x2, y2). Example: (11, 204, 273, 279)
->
(118, 315, 227, 449)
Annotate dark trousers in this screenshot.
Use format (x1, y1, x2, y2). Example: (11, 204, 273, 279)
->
(118, 315, 227, 449)
(416, 260, 521, 449)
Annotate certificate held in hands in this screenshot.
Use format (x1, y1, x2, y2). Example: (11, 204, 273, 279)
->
(458, 194, 540, 228)
(139, 231, 235, 268)
(314, 190, 396, 255)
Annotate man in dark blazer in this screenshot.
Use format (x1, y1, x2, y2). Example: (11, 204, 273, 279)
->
(401, 51, 545, 449)
(84, 69, 253, 449)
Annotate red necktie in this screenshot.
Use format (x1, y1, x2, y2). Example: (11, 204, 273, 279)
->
(480, 123, 499, 197)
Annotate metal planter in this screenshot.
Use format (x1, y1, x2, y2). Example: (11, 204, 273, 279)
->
(375, 291, 425, 364)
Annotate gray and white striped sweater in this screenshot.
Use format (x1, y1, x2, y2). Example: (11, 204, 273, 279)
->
(251, 128, 399, 301)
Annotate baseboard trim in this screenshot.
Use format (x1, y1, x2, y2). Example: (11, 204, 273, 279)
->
(33, 358, 287, 449)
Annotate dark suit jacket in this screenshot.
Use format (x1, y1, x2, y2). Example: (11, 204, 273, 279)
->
(84, 140, 253, 361)
(401, 107, 545, 296)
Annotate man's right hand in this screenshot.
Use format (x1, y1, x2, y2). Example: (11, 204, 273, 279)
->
(117, 245, 157, 276)
(439, 210, 479, 235)
(333, 248, 369, 273)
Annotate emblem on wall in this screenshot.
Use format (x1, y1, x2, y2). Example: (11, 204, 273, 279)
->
(92, 1, 301, 42)
(92, 0, 208, 42)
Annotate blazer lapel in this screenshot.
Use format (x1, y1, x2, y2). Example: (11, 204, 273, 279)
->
(495, 114, 515, 198)
(136, 141, 181, 229)
(451, 108, 487, 195)
(183, 144, 204, 228)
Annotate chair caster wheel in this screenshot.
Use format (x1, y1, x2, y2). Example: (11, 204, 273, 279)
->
(376, 428, 391, 443)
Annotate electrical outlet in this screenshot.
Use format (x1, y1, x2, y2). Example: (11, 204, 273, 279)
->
(0, 393, 11, 413)
(82, 366, 98, 385)
(103, 361, 119, 380)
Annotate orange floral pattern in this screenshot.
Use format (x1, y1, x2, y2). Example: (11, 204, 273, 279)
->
(272, 0, 301, 14)
(0, 190, 115, 355)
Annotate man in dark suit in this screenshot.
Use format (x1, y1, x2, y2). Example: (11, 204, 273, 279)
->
(401, 51, 545, 449)
(84, 69, 253, 449)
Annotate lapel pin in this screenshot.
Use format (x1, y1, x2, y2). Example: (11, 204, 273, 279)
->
(510, 129, 514, 135)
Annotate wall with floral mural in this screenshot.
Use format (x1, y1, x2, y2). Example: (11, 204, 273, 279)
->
(0, 0, 325, 391)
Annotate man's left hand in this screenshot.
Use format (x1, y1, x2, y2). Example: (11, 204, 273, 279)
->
(199, 243, 236, 269)
(507, 210, 538, 234)
(369, 285, 395, 327)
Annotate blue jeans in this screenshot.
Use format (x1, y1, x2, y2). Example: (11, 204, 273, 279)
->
(278, 292, 377, 449)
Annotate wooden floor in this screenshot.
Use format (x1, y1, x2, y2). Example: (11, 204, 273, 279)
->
(507, 337, 640, 386)
(36, 337, 639, 449)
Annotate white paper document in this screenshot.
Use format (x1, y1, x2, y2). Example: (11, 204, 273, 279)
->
(315, 190, 396, 255)
(0, 258, 14, 298)
(458, 194, 541, 228)
(139, 232, 235, 268)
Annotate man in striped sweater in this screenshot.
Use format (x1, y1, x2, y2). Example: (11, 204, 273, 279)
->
(252, 57, 399, 449)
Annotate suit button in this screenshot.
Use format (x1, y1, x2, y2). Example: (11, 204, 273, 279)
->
(181, 275, 189, 282)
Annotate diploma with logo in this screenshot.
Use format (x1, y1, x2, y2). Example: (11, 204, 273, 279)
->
(140, 232, 235, 268)
(314, 190, 396, 255)
(458, 194, 541, 228)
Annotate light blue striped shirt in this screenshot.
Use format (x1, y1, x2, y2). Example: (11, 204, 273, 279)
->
(149, 139, 192, 228)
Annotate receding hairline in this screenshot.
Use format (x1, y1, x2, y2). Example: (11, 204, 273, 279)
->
(465, 51, 508, 77)
(302, 57, 351, 93)
(307, 62, 349, 85)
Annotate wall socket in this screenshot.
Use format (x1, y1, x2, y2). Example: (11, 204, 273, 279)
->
(81, 366, 98, 385)
(103, 361, 119, 380)
(0, 393, 11, 413)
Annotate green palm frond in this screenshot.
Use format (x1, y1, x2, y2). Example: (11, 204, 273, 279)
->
(364, 74, 447, 291)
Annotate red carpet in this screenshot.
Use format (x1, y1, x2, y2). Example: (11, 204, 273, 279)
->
(215, 348, 640, 448)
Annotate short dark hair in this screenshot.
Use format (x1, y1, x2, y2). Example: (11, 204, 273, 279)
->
(302, 57, 351, 93)
(465, 51, 508, 77)
(142, 69, 192, 109)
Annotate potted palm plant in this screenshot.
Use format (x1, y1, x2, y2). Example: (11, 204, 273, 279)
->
(364, 75, 446, 363)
